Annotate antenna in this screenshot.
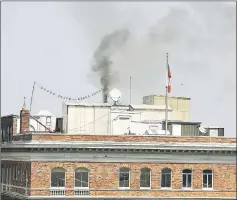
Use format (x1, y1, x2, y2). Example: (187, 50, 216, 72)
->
(199, 126, 207, 135)
(109, 88, 122, 105)
(129, 75, 132, 105)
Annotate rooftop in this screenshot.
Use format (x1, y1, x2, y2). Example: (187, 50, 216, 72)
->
(144, 95, 191, 100)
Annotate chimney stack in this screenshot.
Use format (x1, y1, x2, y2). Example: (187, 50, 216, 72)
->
(20, 97, 30, 133)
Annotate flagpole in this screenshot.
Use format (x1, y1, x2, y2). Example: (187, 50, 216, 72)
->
(165, 53, 169, 136)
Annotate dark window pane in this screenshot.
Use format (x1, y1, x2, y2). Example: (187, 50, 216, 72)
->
(166, 174, 171, 187)
(187, 174, 192, 188)
(208, 174, 212, 188)
(183, 169, 191, 173)
(51, 172, 65, 187)
(140, 170, 150, 188)
(203, 169, 212, 174)
(75, 172, 89, 187)
(182, 174, 186, 187)
(203, 174, 207, 188)
(119, 170, 130, 188)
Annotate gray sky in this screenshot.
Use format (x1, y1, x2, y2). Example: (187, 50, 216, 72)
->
(2, 2, 236, 137)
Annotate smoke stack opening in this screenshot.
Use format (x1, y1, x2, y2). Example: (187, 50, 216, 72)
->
(103, 87, 108, 103)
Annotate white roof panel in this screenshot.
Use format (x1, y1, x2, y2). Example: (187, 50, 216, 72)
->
(130, 104, 172, 110)
(35, 110, 54, 116)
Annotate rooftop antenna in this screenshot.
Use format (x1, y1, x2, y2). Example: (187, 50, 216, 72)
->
(129, 75, 132, 105)
(22, 97, 26, 110)
(199, 126, 207, 136)
(109, 88, 122, 106)
(30, 81, 36, 114)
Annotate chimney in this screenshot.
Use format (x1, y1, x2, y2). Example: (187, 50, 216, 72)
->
(102, 86, 108, 103)
(103, 92, 108, 103)
(20, 98, 30, 133)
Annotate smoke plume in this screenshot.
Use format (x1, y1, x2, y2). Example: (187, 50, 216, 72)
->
(91, 29, 130, 100)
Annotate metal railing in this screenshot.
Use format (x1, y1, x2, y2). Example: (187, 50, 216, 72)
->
(50, 188, 66, 196)
(74, 188, 90, 196)
(1, 183, 29, 196)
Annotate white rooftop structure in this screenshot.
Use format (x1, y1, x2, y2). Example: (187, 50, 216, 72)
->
(34, 110, 55, 117)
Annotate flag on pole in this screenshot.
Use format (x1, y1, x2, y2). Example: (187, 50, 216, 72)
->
(167, 64, 172, 93)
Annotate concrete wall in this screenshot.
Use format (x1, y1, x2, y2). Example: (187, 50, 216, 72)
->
(143, 96, 191, 121)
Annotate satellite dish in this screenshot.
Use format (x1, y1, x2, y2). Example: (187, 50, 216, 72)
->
(199, 126, 207, 134)
(109, 88, 122, 104)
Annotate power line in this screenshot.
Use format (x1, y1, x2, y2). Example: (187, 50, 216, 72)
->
(35, 82, 102, 101)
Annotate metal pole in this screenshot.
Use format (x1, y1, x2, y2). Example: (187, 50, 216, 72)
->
(30, 81, 36, 113)
(129, 75, 132, 105)
(165, 53, 169, 136)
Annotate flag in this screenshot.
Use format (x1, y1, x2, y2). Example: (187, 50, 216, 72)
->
(167, 64, 172, 93)
(168, 64, 171, 78)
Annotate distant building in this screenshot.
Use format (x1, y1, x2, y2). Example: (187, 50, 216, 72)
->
(143, 95, 191, 121)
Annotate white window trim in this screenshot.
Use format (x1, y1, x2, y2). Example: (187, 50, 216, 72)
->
(182, 169, 193, 190)
(74, 169, 90, 189)
(160, 168, 172, 189)
(140, 168, 151, 189)
(74, 187, 90, 190)
(50, 169, 66, 188)
(50, 187, 66, 190)
(202, 169, 214, 190)
(118, 168, 130, 189)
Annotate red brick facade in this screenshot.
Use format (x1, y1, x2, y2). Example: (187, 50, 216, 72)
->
(20, 109, 30, 133)
(13, 134, 237, 144)
(30, 162, 236, 198)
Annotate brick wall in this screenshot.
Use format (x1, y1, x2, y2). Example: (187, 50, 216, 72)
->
(30, 162, 236, 198)
(31, 134, 236, 144)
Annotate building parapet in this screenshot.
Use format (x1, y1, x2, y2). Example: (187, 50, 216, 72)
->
(10, 133, 237, 144)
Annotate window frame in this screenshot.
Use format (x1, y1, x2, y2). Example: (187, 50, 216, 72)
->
(202, 169, 213, 190)
(140, 168, 151, 189)
(50, 168, 66, 189)
(74, 168, 89, 189)
(119, 167, 130, 189)
(182, 169, 193, 189)
(160, 168, 172, 189)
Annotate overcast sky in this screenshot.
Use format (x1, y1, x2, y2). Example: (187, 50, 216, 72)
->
(2, 2, 236, 137)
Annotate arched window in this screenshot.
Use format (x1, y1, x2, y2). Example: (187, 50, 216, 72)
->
(119, 168, 130, 188)
(140, 168, 151, 188)
(161, 168, 172, 188)
(51, 168, 66, 188)
(203, 169, 213, 189)
(75, 168, 89, 188)
(182, 169, 192, 188)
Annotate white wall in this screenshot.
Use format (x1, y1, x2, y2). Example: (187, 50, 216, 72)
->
(66, 105, 111, 135)
(64, 104, 173, 135)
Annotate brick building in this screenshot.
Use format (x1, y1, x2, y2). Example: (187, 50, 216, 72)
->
(1, 105, 236, 199)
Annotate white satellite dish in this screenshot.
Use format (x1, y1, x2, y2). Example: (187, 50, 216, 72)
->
(109, 88, 122, 104)
(199, 126, 207, 134)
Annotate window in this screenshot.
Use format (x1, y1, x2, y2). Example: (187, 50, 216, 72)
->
(46, 117, 51, 129)
(1, 164, 4, 183)
(118, 116, 131, 120)
(203, 169, 213, 189)
(140, 168, 151, 188)
(161, 168, 172, 188)
(51, 168, 66, 188)
(182, 169, 192, 189)
(12, 165, 15, 180)
(119, 168, 130, 188)
(75, 168, 89, 188)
